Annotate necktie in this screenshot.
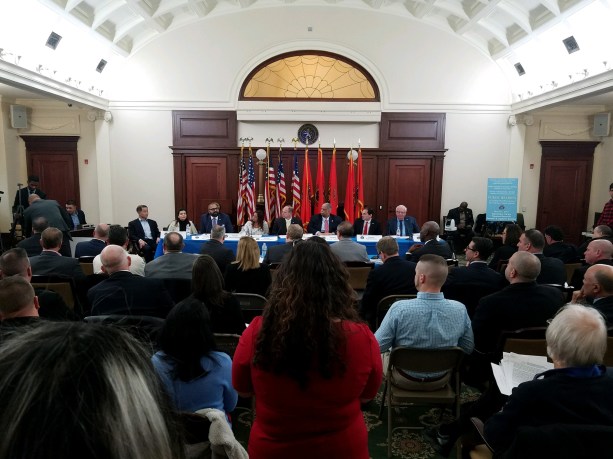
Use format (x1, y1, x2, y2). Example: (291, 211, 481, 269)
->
(363, 222, 369, 235)
(213, 217, 217, 227)
(324, 218, 329, 233)
(400, 220, 404, 236)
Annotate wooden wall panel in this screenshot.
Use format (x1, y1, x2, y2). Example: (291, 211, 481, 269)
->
(380, 113, 446, 150)
(172, 111, 237, 148)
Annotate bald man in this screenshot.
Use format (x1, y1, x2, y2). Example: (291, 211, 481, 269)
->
(570, 239, 613, 288)
(406, 221, 452, 263)
(572, 264, 613, 324)
(74, 223, 110, 258)
(270, 205, 303, 235)
(87, 245, 174, 318)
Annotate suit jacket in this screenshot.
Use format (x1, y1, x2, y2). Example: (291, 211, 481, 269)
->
(445, 262, 504, 288)
(534, 253, 566, 285)
(359, 256, 417, 328)
(17, 234, 43, 257)
(87, 271, 174, 318)
(128, 218, 160, 242)
(144, 252, 198, 279)
(307, 214, 342, 234)
(592, 295, 613, 325)
(200, 212, 233, 234)
(488, 244, 517, 270)
(407, 239, 452, 263)
(330, 238, 370, 263)
(543, 242, 579, 263)
(12, 187, 46, 213)
(199, 239, 235, 274)
(22, 199, 71, 237)
(446, 207, 474, 229)
(67, 209, 87, 229)
(263, 241, 294, 264)
(570, 259, 613, 289)
(353, 218, 382, 235)
(29, 251, 86, 280)
(270, 217, 302, 235)
(386, 216, 419, 236)
(224, 263, 272, 298)
(472, 282, 565, 353)
(35, 288, 76, 321)
(74, 238, 106, 258)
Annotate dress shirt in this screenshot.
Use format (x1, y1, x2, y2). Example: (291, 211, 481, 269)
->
(140, 218, 153, 239)
(70, 213, 80, 229)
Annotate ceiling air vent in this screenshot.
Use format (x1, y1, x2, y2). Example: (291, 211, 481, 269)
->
(45, 32, 62, 50)
(96, 59, 107, 73)
(562, 36, 580, 54)
(514, 63, 526, 76)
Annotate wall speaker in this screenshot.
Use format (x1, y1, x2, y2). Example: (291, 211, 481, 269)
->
(593, 113, 611, 137)
(10, 105, 27, 129)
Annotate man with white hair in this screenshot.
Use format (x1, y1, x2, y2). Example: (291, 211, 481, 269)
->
(386, 204, 419, 237)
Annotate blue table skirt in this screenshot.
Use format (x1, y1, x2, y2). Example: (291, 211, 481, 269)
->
(154, 236, 417, 259)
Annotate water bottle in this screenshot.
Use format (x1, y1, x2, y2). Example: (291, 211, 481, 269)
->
(261, 242, 268, 259)
(396, 225, 401, 237)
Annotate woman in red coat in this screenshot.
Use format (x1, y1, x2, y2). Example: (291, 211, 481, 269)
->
(232, 240, 382, 459)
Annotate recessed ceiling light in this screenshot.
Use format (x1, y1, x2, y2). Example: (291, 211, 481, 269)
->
(96, 59, 107, 73)
(45, 32, 62, 50)
(514, 63, 525, 76)
(562, 36, 580, 54)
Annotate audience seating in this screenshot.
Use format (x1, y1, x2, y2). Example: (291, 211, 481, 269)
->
(443, 284, 501, 319)
(375, 294, 417, 329)
(234, 293, 267, 324)
(78, 256, 96, 276)
(498, 327, 548, 358)
(564, 262, 582, 286)
(345, 262, 374, 292)
(214, 333, 242, 358)
(31, 275, 79, 311)
(380, 347, 464, 458)
(83, 315, 164, 353)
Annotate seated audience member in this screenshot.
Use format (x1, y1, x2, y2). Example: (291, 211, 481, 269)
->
(353, 206, 382, 235)
(127, 204, 161, 263)
(375, 254, 473, 390)
(74, 223, 109, 258)
(65, 199, 87, 230)
(330, 221, 369, 263)
(386, 204, 419, 236)
(307, 202, 342, 235)
(572, 264, 613, 324)
(578, 224, 613, 257)
(144, 232, 197, 280)
(93, 224, 145, 276)
(0, 276, 41, 337)
(224, 237, 272, 298)
(199, 225, 235, 274)
(88, 245, 174, 318)
(517, 229, 566, 285)
(200, 202, 233, 234)
(263, 223, 303, 265)
(407, 221, 452, 263)
(445, 201, 474, 253)
(570, 239, 613, 288)
(29, 227, 86, 280)
(0, 322, 185, 458)
(239, 209, 269, 236)
(360, 236, 417, 330)
(191, 255, 245, 334)
(483, 304, 613, 455)
(0, 248, 74, 321)
(488, 223, 521, 270)
(270, 205, 302, 235)
(166, 208, 198, 234)
(232, 241, 382, 459)
(152, 298, 238, 415)
(16, 216, 48, 257)
(543, 225, 579, 263)
(23, 195, 72, 257)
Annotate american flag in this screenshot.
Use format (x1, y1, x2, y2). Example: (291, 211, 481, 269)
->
(246, 152, 256, 217)
(236, 147, 247, 226)
(265, 151, 276, 223)
(291, 152, 301, 217)
(276, 152, 286, 212)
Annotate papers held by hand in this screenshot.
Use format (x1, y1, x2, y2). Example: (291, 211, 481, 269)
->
(491, 352, 553, 396)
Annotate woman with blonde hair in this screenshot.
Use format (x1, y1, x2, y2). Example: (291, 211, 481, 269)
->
(224, 236, 271, 297)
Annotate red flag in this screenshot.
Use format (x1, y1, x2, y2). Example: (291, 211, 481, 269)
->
(328, 147, 338, 215)
(355, 147, 364, 217)
(344, 152, 355, 222)
(315, 147, 325, 214)
(300, 146, 313, 226)
(236, 145, 247, 226)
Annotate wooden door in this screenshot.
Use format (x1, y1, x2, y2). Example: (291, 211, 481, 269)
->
(536, 141, 598, 245)
(185, 156, 230, 229)
(386, 158, 432, 227)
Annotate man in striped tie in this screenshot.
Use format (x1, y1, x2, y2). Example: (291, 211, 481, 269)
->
(353, 206, 382, 236)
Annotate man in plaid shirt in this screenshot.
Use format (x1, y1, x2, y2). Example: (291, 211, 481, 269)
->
(596, 182, 613, 227)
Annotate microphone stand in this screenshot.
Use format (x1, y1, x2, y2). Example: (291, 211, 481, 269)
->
(9, 183, 26, 247)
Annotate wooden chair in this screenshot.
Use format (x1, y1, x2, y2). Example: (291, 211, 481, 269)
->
(214, 333, 242, 358)
(31, 275, 78, 310)
(496, 327, 548, 359)
(375, 294, 417, 329)
(345, 263, 374, 291)
(234, 293, 267, 323)
(564, 262, 582, 285)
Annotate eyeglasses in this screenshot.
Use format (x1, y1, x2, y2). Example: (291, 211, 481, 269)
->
(465, 246, 477, 252)
(208, 208, 219, 212)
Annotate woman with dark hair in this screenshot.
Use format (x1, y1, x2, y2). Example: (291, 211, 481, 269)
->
(167, 208, 198, 234)
(239, 209, 269, 236)
(0, 322, 185, 459)
(224, 237, 271, 297)
(152, 298, 238, 416)
(191, 255, 245, 335)
(232, 242, 382, 459)
(488, 223, 522, 270)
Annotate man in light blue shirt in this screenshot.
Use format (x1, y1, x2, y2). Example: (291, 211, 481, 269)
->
(375, 254, 474, 390)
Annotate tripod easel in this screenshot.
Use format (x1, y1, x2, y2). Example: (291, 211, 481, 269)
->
(8, 184, 26, 250)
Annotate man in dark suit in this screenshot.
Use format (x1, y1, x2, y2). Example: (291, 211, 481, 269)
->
(17, 217, 48, 257)
(353, 206, 382, 236)
(360, 236, 417, 329)
(199, 201, 233, 234)
(74, 224, 109, 258)
(64, 199, 87, 230)
(543, 225, 579, 263)
(386, 204, 419, 236)
(199, 225, 235, 274)
(12, 175, 46, 214)
(572, 264, 613, 324)
(517, 229, 566, 285)
(22, 195, 72, 257)
(570, 239, 613, 288)
(577, 225, 613, 257)
(446, 201, 474, 253)
(88, 245, 174, 318)
(264, 223, 303, 264)
(406, 221, 452, 263)
(307, 202, 342, 234)
(270, 205, 302, 235)
(29, 228, 86, 280)
(144, 232, 198, 279)
(127, 204, 160, 262)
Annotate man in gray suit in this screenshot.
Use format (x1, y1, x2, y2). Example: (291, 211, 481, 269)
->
(144, 232, 197, 279)
(330, 221, 370, 263)
(29, 228, 85, 280)
(23, 195, 73, 257)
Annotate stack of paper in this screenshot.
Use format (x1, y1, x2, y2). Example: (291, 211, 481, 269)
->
(491, 352, 553, 395)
